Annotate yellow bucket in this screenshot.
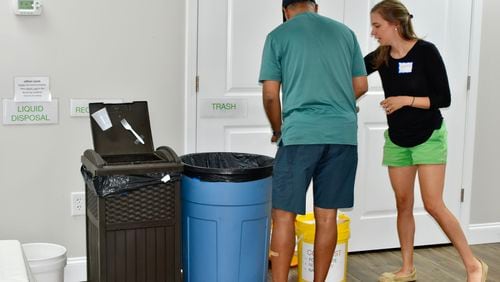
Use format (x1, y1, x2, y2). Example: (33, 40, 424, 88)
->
(295, 213, 350, 282)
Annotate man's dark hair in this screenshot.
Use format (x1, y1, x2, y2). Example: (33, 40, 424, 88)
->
(282, 0, 316, 22)
(282, 0, 316, 8)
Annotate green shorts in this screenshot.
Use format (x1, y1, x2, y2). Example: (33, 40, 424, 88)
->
(383, 123, 447, 167)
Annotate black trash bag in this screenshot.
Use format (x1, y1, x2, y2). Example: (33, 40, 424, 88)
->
(81, 166, 179, 197)
(181, 152, 274, 182)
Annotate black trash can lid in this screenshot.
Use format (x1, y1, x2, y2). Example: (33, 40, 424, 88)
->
(89, 101, 155, 156)
(181, 152, 274, 182)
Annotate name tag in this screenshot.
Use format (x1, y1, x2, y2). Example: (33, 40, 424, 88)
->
(398, 62, 413, 74)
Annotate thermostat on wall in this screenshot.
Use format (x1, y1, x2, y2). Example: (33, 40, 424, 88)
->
(13, 0, 42, 15)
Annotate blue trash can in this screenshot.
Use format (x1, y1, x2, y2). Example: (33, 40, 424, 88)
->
(181, 152, 274, 282)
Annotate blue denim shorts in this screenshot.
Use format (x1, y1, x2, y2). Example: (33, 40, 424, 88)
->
(272, 144, 357, 214)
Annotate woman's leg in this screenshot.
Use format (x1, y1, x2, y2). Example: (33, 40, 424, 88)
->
(418, 164, 483, 282)
(388, 165, 418, 275)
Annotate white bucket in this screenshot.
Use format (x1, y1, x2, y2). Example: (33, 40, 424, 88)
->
(22, 243, 67, 282)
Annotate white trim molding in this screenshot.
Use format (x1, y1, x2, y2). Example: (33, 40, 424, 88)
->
(184, 0, 199, 154)
(460, 0, 483, 231)
(64, 257, 86, 282)
(468, 222, 500, 245)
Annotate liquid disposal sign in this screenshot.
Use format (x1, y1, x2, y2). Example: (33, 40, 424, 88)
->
(3, 99, 59, 125)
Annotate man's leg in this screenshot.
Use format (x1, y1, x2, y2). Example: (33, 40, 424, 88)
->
(313, 207, 338, 282)
(311, 144, 357, 281)
(270, 208, 296, 282)
(271, 144, 321, 281)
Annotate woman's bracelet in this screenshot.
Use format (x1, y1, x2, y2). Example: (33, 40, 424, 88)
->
(410, 96, 415, 107)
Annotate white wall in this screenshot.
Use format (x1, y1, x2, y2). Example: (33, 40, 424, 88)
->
(0, 0, 185, 258)
(470, 0, 500, 224)
(1, 0, 499, 265)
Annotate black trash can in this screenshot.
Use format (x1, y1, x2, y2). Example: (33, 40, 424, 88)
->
(180, 152, 273, 282)
(81, 101, 182, 282)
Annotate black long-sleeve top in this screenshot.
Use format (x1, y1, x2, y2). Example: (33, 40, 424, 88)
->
(364, 40, 451, 147)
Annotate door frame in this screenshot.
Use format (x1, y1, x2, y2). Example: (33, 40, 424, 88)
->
(460, 0, 483, 241)
(184, 0, 483, 247)
(184, 0, 199, 154)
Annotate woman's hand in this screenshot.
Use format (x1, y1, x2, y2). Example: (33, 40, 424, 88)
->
(380, 96, 413, 115)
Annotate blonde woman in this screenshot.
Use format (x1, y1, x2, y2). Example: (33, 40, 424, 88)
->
(364, 1, 488, 281)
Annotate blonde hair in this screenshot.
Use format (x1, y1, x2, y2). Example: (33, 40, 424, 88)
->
(370, 0, 418, 68)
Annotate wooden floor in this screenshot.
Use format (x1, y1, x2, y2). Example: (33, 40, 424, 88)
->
(267, 243, 500, 281)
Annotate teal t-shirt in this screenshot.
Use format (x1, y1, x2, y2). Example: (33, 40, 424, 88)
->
(259, 12, 366, 145)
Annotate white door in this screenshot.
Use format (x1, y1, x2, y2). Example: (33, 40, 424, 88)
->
(195, 0, 343, 156)
(192, 0, 471, 251)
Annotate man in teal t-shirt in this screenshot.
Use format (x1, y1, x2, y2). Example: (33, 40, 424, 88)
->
(259, 0, 367, 280)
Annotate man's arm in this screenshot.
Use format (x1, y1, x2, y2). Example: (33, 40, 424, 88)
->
(262, 80, 282, 143)
(353, 75, 368, 99)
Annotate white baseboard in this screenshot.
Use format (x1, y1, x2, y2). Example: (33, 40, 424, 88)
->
(64, 257, 86, 282)
(468, 222, 500, 245)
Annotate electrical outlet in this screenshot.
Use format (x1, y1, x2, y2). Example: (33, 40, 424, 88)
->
(71, 192, 85, 216)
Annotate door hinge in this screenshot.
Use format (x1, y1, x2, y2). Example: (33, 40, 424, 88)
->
(195, 75, 200, 93)
(460, 188, 465, 203)
(466, 75, 471, 91)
